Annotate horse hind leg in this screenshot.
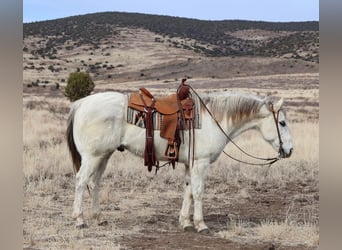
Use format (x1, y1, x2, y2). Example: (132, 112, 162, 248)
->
(72, 154, 107, 228)
(89, 153, 112, 226)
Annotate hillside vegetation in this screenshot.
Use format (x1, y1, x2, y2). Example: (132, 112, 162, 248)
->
(24, 12, 318, 61)
(23, 12, 319, 89)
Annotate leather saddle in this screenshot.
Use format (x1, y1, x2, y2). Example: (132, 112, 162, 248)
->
(128, 79, 195, 171)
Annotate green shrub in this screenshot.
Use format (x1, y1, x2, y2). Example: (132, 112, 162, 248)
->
(64, 72, 94, 102)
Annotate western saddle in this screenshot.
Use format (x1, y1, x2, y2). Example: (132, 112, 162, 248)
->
(128, 79, 195, 172)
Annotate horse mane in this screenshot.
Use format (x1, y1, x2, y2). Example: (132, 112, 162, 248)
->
(201, 92, 265, 125)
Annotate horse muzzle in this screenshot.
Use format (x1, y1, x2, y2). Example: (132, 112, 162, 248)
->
(279, 147, 293, 158)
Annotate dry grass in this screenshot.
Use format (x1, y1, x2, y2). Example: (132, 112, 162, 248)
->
(217, 218, 318, 247)
(257, 219, 319, 246)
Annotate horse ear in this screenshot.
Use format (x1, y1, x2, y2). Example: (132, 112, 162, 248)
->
(263, 96, 274, 112)
(263, 97, 283, 112)
(273, 98, 284, 112)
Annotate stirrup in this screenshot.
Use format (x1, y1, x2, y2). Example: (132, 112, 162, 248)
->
(165, 142, 178, 161)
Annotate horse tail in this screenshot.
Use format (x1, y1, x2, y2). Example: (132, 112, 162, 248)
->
(66, 104, 81, 174)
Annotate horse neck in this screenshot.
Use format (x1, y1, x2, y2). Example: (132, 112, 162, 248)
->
(228, 115, 260, 139)
(204, 92, 263, 139)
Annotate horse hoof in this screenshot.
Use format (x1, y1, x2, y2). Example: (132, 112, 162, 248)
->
(198, 228, 210, 234)
(183, 225, 195, 232)
(98, 220, 108, 226)
(76, 223, 88, 229)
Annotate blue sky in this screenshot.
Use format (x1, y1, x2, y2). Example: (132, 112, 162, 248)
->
(23, 0, 319, 23)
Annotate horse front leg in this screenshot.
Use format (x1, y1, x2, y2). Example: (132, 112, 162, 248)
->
(191, 158, 210, 233)
(179, 164, 194, 231)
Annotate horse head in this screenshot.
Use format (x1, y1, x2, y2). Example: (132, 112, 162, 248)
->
(258, 97, 293, 158)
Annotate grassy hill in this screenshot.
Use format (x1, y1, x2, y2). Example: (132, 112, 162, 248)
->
(23, 12, 319, 87)
(24, 12, 318, 61)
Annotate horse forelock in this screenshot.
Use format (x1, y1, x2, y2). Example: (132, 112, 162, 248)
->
(201, 92, 264, 125)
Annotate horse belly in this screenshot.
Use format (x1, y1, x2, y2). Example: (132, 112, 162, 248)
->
(121, 125, 171, 161)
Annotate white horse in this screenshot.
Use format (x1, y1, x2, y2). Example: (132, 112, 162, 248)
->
(66, 91, 293, 232)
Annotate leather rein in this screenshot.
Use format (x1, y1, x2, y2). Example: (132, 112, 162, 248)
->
(187, 84, 284, 167)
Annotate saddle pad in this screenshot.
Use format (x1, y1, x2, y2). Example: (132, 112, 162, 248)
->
(126, 94, 202, 130)
(127, 107, 162, 130)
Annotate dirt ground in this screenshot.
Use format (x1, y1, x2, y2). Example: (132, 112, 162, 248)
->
(109, 177, 318, 250)
(23, 167, 318, 249)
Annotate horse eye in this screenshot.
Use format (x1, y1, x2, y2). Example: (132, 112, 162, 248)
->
(279, 121, 286, 127)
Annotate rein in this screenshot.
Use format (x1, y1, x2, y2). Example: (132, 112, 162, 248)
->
(187, 84, 283, 167)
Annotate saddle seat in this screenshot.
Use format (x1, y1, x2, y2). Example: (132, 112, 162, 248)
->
(128, 88, 180, 115)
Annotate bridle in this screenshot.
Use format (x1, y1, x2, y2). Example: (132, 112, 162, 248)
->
(188, 84, 285, 167)
(269, 103, 285, 159)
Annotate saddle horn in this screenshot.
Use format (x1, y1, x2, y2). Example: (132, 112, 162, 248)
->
(178, 78, 190, 100)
